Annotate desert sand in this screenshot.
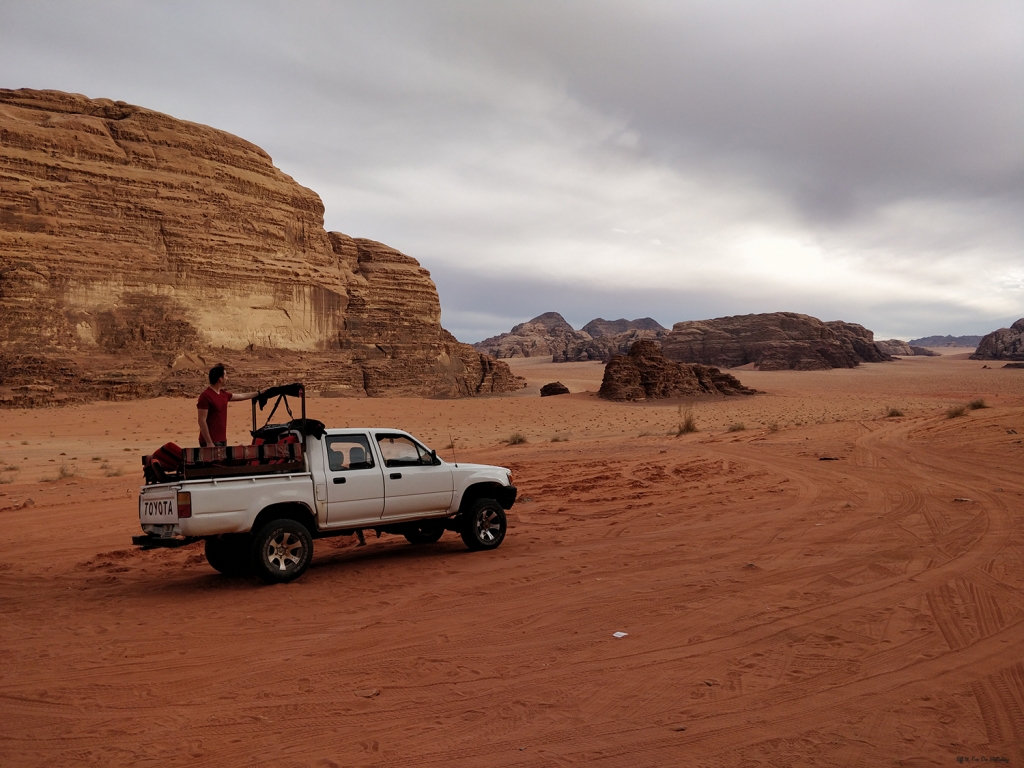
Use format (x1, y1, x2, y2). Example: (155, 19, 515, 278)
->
(1, 352, 1023, 766)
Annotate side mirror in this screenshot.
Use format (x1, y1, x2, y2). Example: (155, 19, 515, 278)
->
(431, 449, 438, 465)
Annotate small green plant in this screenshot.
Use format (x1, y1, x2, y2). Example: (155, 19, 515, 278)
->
(885, 406, 904, 417)
(947, 404, 967, 419)
(676, 405, 697, 435)
(507, 433, 527, 445)
(727, 423, 746, 432)
(968, 398, 988, 410)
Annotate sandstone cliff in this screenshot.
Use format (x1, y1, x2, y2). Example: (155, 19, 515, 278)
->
(875, 339, 939, 357)
(581, 317, 665, 337)
(0, 88, 522, 404)
(970, 319, 1024, 361)
(661, 312, 892, 370)
(599, 340, 757, 401)
(474, 313, 665, 363)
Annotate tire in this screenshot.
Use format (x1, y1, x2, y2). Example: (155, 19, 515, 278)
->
(204, 535, 253, 577)
(460, 498, 506, 551)
(404, 519, 445, 545)
(251, 519, 313, 584)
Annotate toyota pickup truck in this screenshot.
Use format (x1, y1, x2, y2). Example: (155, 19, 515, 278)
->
(133, 385, 516, 583)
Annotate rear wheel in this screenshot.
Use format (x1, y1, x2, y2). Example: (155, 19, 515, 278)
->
(460, 498, 506, 551)
(252, 519, 313, 584)
(403, 519, 445, 545)
(204, 535, 253, 576)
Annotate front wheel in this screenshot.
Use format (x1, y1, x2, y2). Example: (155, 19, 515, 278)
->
(460, 498, 506, 551)
(252, 519, 313, 584)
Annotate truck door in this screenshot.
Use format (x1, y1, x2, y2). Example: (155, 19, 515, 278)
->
(325, 433, 384, 525)
(374, 433, 453, 519)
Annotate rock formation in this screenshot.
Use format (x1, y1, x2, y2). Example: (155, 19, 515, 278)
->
(474, 313, 666, 363)
(0, 88, 522, 404)
(581, 317, 665, 337)
(909, 334, 984, 347)
(970, 319, 1024, 361)
(599, 340, 757, 401)
(661, 312, 892, 370)
(540, 382, 570, 397)
(875, 339, 939, 357)
(474, 312, 589, 360)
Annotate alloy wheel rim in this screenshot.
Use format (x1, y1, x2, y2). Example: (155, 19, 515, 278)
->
(476, 509, 501, 542)
(266, 531, 304, 571)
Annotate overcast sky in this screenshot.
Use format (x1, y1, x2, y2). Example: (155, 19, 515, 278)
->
(2, 1, 1022, 341)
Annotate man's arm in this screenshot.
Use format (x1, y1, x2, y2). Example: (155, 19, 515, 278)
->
(198, 408, 214, 447)
(230, 391, 259, 402)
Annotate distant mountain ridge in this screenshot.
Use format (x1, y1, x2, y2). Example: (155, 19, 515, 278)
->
(908, 334, 983, 347)
(474, 313, 665, 362)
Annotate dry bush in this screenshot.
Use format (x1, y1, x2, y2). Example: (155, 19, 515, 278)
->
(507, 433, 527, 445)
(676, 405, 697, 435)
(57, 462, 76, 479)
(886, 406, 904, 417)
(104, 465, 124, 477)
(767, 421, 779, 433)
(968, 398, 989, 410)
(550, 435, 569, 443)
(727, 423, 746, 432)
(947, 404, 967, 419)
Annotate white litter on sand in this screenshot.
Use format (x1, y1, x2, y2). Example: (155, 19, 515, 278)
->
(613, 632, 628, 638)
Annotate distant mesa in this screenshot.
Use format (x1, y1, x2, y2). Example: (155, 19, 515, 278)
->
(474, 313, 665, 363)
(909, 334, 984, 348)
(0, 88, 524, 405)
(970, 319, 1024, 361)
(540, 381, 570, 397)
(875, 340, 939, 357)
(599, 340, 757, 401)
(662, 312, 892, 371)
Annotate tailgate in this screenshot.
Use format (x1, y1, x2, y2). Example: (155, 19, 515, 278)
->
(139, 487, 179, 524)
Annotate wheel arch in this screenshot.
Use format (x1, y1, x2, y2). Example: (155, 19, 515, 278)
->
(458, 481, 516, 514)
(251, 502, 316, 536)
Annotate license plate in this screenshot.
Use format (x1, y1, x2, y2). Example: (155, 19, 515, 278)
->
(140, 496, 177, 523)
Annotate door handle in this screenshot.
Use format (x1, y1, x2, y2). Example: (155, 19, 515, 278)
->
(390, 472, 402, 479)
(333, 477, 346, 484)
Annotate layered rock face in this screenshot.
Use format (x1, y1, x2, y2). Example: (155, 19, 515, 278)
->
(662, 312, 891, 370)
(875, 339, 939, 357)
(0, 88, 521, 403)
(970, 319, 1024, 361)
(599, 340, 757, 401)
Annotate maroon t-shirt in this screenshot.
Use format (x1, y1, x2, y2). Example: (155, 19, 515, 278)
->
(197, 387, 232, 446)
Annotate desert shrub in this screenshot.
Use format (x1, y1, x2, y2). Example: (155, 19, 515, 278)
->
(105, 465, 124, 477)
(20, 440, 29, 445)
(507, 433, 527, 445)
(550, 435, 569, 443)
(91, 456, 103, 462)
(57, 462, 76, 479)
(767, 422, 779, 433)
(3, 464, 18, 472)
(968, 398, 988, 410)
(947, 404, 967, 419)
(886, 407, 904, 417)
(676, 406, 697, 435)
(727, 423, 746, 432)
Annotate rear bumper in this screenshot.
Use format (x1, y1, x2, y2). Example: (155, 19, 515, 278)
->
(497, 485, 517, 509)
(132, 535, 200, 550)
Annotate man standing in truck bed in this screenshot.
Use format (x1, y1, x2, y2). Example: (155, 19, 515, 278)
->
(197, 364, 259, 447)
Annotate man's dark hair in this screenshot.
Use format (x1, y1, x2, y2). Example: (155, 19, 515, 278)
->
(209, 364, 225, 386)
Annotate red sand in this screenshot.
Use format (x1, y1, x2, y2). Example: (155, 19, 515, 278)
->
(1, 354, 1023, 766)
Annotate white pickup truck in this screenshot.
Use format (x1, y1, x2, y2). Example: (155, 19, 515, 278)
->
(133, 386, 516, 583)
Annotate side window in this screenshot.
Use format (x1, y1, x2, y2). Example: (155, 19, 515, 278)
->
(325, 435, 375, 472)
(375, 435, 434, 468)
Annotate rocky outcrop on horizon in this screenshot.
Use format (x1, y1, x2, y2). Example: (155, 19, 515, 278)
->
(661, 312, 893, 371)
(875, 339, 939, 357)
(581, 317, 665, 337)
(970, 319, 1024, 361)
(0, 88, 523, 404)
(909, 334, 983, 347)
(599, 340, 757, 401)
(540, 381, 570, 396)
(474, 313, 666, 363)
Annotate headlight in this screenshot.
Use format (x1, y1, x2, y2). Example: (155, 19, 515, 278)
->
(506, 471, 514, 486)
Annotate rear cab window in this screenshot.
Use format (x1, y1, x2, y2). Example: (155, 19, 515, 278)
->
(326, 434, 375, 471)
